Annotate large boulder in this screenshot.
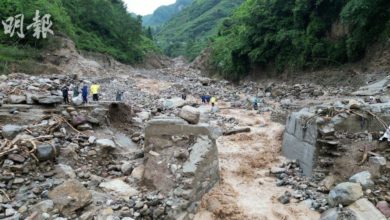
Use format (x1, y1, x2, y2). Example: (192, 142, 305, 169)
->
(349, 171, 374, 189)
(2, 124, 23, 139)
(179, 106, 200, 124)
(162, 97, 187, 109)
(328, 182, 363, 206)
(348, 198, 386, 220)
(88, 108, 108, 125)
(7, 95, 26, 104)
(48, 179, 92, 216)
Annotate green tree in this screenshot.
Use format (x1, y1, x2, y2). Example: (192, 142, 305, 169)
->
(210, 0, 390, 81)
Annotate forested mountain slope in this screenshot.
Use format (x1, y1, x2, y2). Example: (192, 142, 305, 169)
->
(0, 0, 157, 73)
(210, 0, 390, 81)
(155, 0, 245, 60)
(143, 0, 193, 28)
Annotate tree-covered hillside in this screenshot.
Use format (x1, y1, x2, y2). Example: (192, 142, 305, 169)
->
(0, 0, 157, 73)
(211, 0, 390, 81)
(155, 0, 245, 60)
(143, 0, 193, 28)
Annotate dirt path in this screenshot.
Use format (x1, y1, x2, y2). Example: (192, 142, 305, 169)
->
(196, 102, 320, 220)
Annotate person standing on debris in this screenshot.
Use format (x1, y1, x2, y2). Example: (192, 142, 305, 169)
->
(210, 96, 217, 107)
(201, 95, 206, 103)
(82, 83, 88, 104)
(90, 82, 101, 102)
(116, 90, 124, 101)
(205, 95, 211, 103)
(62, 85, 70, 104)
(73, 83, 80, 97)
(252, 96, 260, 110)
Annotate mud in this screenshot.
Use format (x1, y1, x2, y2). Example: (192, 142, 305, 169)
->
(197, 106, 320, 220)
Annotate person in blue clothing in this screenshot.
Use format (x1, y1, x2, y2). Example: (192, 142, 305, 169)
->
(201, 95, 206, 103)
(205, 95, 211, 103)
(201, 95, 211, 104)
(82, 83, 88, 104)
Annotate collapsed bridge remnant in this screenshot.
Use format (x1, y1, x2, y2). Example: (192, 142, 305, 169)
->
(282, 103, 390, 177)
(143, 117, 220, 219)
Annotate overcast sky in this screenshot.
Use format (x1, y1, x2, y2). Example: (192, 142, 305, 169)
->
(124, 0, 176, 16)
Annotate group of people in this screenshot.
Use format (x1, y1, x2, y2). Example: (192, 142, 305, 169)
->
(200, 95, 217, 107)
(61, 82, 101, 104)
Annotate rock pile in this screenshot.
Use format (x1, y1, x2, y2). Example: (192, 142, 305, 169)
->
(0, 70, 226, 220)
(0, 73, 78, 106)
(272, 160, 389, 218)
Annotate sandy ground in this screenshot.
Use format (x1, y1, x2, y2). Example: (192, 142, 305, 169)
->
(196, 104, 320, 220)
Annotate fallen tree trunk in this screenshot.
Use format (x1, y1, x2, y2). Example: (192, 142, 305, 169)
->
(223, 127, 251, 136)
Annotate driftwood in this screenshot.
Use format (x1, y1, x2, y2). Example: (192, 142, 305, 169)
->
(0, 113, 82, 162)
(358, 145, 369, 165)
(223, 127, 251, 136)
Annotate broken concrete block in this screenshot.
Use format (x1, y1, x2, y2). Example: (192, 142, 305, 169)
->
(144, 117, 219, 217)
(282, 132, 316, 176)
(328, 182, 363, 206)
